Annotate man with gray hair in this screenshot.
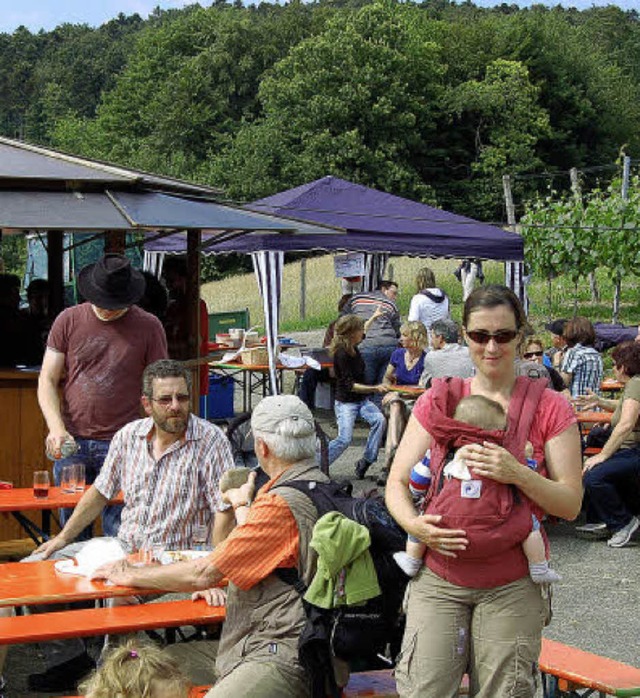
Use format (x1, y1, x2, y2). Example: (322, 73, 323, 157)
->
(94, 395, 332, 698)
(419, 318, 474, 388)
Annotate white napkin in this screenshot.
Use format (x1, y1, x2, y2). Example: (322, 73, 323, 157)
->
(54, 538, 127, 577)
(278, 353, 321, 371)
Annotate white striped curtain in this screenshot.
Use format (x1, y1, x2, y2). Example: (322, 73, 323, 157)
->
(505, 261, 529, 316)
(362, 253, 389, 292)
(251, 250, 284, 395)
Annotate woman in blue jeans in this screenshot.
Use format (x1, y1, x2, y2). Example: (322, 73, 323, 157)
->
(327, 313, 389, 478)
(578, 341, 640, 548)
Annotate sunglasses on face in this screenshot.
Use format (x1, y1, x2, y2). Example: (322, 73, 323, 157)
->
(466, 329, 519, 345)
(524, 350, 544, 359)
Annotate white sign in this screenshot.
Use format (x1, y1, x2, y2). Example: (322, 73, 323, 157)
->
(333, 253, 365, 279)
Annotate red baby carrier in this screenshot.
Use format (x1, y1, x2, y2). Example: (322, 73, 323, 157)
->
(420, 376, 548, 588)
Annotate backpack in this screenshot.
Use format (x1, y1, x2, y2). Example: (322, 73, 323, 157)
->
(420, 376, 549, 588)
(272, 479, 408, 698)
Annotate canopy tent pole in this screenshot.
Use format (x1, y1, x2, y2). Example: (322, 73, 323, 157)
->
(47, 231, 64, 320)
(251, 250, 283, 396)
(187, 230, 202, 414)
(505, 262, 529, 315)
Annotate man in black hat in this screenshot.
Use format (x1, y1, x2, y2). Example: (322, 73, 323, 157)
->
(37, 254, 168, 538)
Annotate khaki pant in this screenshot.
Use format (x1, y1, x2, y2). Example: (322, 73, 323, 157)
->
(396, 568, 547, 698)
(206, 660, 311, 698)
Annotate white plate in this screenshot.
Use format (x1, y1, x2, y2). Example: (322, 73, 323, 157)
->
(159, 550, 210, 565)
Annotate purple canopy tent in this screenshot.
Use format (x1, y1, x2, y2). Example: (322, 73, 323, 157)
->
(144, 176, 526, 393)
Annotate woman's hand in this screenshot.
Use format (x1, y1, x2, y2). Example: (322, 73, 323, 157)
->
(406, 513, 468, 558)
(462, 442, 525, 485)
(583, 454, 605, 472)
(374, 383, 390, 394)
(572, 389, 599, 411)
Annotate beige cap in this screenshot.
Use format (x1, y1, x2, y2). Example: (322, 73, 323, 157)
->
(251, 395, 314, 434)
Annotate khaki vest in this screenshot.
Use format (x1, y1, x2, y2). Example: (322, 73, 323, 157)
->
(215, 461, 329, 680)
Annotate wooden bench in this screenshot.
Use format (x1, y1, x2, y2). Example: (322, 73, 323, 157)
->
(0, 598, 225, 645)
(540, 638, 640, 697)
(62, 641, 640, 697)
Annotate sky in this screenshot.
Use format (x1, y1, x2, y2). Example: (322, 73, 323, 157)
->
(0, 0, 637, 34)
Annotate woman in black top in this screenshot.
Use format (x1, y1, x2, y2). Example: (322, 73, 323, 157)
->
(327, 313, 388, 478)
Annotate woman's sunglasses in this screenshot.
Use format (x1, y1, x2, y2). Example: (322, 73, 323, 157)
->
(466, 330, 519, 345)
(523, 350, 544, 359)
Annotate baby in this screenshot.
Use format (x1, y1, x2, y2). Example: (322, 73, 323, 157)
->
(394, 395, 561, 585)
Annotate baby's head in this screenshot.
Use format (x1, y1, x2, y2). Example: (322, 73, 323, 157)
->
(453, 395, 506, 431)
(80, 640, 190, 698)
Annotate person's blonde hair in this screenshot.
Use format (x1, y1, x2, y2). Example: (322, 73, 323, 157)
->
(80, 640, 190, 698)
(400, 321, 429, 350)
(329, 314, 364, 356)
(415, 266, 436, 292)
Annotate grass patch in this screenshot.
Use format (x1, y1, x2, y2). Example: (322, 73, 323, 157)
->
(201, 255, 640, 337)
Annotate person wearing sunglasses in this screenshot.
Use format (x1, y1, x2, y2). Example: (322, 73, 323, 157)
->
(518, 337, 567, 393)
(386, 284, 582, 698)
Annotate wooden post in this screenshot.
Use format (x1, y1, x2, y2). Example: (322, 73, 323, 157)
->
(186, 230, 202, 415)
(300, 258, 306, 321)
(104, 231, 126, 255)
(613, 156, 632, 323)
(571, 168, 599, 302)
(47, 231, 64, 321)
(387, 262, 394, 281)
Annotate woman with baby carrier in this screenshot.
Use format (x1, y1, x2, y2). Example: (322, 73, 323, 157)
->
(386, 285, 583, 698)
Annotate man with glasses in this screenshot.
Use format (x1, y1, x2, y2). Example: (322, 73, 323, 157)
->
(1, 359, 234, 693)
(419, 319, 474, 388)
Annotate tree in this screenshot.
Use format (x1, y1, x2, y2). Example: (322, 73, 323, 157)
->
(207, 1, 442, 202)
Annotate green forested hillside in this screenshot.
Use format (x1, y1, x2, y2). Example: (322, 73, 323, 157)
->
(2, 1, 638, 215)
(2, 0, 640, 292)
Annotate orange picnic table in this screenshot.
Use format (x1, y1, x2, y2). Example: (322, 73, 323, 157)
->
(388, 384, 425, 396)
(0, 558, 157, 607)
(575, 411, 613, 425)
(0, 486, 124, 544)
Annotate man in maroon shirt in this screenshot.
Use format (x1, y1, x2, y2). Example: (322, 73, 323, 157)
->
(38, 254, 168, 537)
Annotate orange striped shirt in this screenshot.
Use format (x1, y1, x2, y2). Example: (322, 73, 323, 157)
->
(210, 474, 299, 590)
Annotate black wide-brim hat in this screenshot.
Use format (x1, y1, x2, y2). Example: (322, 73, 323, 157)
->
(77, 254, 146, 310)
(544, 319, 568, 336)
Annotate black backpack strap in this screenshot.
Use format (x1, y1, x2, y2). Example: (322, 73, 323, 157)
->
(274, 566, 307, 596)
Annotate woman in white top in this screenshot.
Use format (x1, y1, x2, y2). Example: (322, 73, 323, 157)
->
(408, 267, 450, 332)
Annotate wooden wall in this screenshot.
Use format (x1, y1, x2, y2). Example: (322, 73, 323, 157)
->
(0, 370, 50, 540)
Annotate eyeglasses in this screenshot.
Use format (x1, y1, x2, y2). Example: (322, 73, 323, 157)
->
(465, 329, 519, 345)
(523, 351, 544, 359)
(150, 394, 190, 407)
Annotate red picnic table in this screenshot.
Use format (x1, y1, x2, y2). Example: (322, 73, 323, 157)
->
(0, 486, 124, 544)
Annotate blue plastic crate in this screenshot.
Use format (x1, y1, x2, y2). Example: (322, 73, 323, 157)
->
(200, 374, 235, 419)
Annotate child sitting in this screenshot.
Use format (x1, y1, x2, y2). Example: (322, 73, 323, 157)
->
(394, 394, 561, 585)
(79, 640, 190, 698)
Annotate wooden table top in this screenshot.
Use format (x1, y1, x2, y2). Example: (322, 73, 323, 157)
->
(601, 379, 624, 392)
(0, 487, 124, 513)
(575, 411, 613, 424)
(0, 559, 158, 607)
(388, 384, 425, 395)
